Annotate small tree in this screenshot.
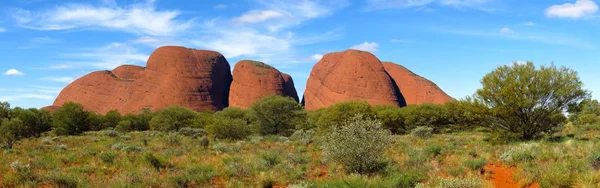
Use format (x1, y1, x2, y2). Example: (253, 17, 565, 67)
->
(315, 101, 375, 134)
(475, 62, 589, 140)
(0, 118, 26, 149)
(103, 110, 122, 129)
(248, 95, 307, 136)
(320, 114, 392, 174)
(0, 101, 9, 119)
(10, 108, 52, 137)
(150, 106, 199, 131)
(372, 105, 407, 134)
(52, 102, 91, 135)
(206, 117, 252, 140)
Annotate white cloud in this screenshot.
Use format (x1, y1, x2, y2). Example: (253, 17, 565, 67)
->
(0, 94, 54, 101)
(4, 69, 25, 76)
(61, 43, 149, 69)
(365, 0, 495, 11)
(42, 76, 75, 83)
(213, 4, 228, 10)
(311, 54, 323, 61)
(194, 30, 292, 59)
(546, 0, 598, 19)
(500, 27, 514, 34)
(48, 64, 73, 69)
(350, 42, 379, 52)
(13, 0, 193, 36)
(390, 39, 406, 43)
(233, 10, 287, 24)
(0, 28, 5, 32)
(524, 21, 536, 26)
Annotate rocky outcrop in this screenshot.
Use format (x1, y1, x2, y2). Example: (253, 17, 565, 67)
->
(303, 50, 406, 110)
(229, 60, 298, 108)
(52, 46, 232, 114)
(382, 62, 453, 105)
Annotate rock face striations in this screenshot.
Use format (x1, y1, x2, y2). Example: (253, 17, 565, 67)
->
(228, 60, 299, 109)
(382, 62, 453, 105)
(303, 50, 407, 110)
(52, 46, 232, 114)
(49, 46, 452, 114)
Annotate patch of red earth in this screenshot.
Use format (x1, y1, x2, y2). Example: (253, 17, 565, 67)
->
(211, 176, 226, 188)
(307, 165, 328, 180)
(484, 164, 539, 188)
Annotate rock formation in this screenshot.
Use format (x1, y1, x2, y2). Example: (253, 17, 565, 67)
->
(52, 46, 232, 114)
(382, 62, 453, 105)
(303, 50, 406, 110)
(229, 60, 298, 108)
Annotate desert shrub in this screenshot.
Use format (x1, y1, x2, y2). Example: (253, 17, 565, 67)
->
(144, 153, 164, 172)
(206, 117, 252, 140)
(463, 158, 487, 170)
(171, 164, 217, 187)
(425, 145, 443, 157)
(259, 150, 281, 168)
(320, 114, 392, 174)
(86, 112, 104, 131)
(149, 106, 199, 131)
(178, 127, 205, 137)
(403, 103, 451, 132)
(410, 126, 433, 138)
(569, 99, 600, 122)
(52, 102, 92, 135)
(115, 120, 133, 132)
(372, 105, 407, 134)
(444, 98, 490, 131)
(588, 147, 600, 170)
(289, 129, 315, 145)
(9, 160, 36, 183)
(576, 114, 600, 125)
(166, 132, 182, 146)
(215, 107, 250, 122)
(119, 109, 154, 131)
(435, 178, 484, 188)
(475, 62, 589, 140)
(385, 170, 427, 188)
(49, 173, 79, 188)
(122, 145, 143, 153)
(102, 110, 122, 129)
(248, 95, 307, 136)
(104, 129, 118, 137)
(0, 101, 9, 119)
(99, 152, 117, 163)
(0, 118, 26, 149)
(316, 101, 375, 134)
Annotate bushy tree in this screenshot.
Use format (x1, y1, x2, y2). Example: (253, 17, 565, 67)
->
(102, 110, 122, 129)
(403, 104, 451, 133)
(444, 98, 490, 131)
(249, 95, 307, 136)
(119, 108, 154, 132)
(87, 112, 104, 131)
(52, 102, 92, 135)
(206, 117, 252, 140)
(215, 107, 250, 123)
(10, 108, 52, 137)
(372, 105, 407, 134)
(0, 101, 9, 119)
(315, 101, 375, 134)
(569, 99, 600, 125)
(150, 106, 199, 131)
(475, 62, 589, 140)
(0, 118, 25, 149)
(320, 114, 392, 174)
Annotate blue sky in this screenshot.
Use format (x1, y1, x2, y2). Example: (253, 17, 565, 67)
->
(1, 0, 599, 109)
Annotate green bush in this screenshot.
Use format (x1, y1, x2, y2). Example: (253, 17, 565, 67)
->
(9, 107, 52, 137)
(52, 102, 92, 135)
(102, 110, 122, 129)
(576, 114, 599, 125)
(320, 114, 392, 174)
(206, 117, 252, 140)
(249, 95, 307, 136)
(444, 98, 490, 130)
(462, 158, 486, 170)
(403, 103, 450, 132)
(315, 101, 375, 134)
(215, 107, 249, 123)
(99, 152, 117, 163)
(0, 101, 9, 119)
(372, 105, 407, 134)
(410, 126, 433, 138)
(149, 106, 199, 131)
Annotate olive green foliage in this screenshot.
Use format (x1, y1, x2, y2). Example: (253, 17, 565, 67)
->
(475, 62, 589, 140)
(52, 102, 93, 135)
(0, 101, 9, 119)
(315, 101, 375, 134)
(372, 105, 407, 134)
(86, 112, 104, 131)
(0, 118, 26, 149)
(102, 110, 122, 129)
(444, 98, 490, 130)
(206, 117, 252, 140)
(320, 114, 392, 174)
(248, 95, 307, 136)
(10, 107, 52, 137)
(403, 104, 451, 133)
(149, 106, 200, 131)
(117, 109, 154, 132)
(571, 99, 600, 125)
(215, 107, 250, 123)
